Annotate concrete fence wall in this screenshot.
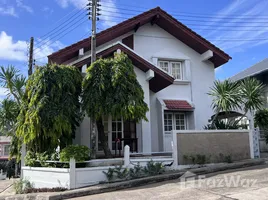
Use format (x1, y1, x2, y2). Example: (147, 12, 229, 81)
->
(173, 130, 251, 165)
(22, 146, 174, 189)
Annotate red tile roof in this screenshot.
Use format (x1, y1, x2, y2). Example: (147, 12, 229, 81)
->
(163, 100, 194, 110)
(74, 43, 174, 92)
(48, 7, 231, 67)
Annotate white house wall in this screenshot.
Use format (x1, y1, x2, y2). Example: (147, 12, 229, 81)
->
(133, 24, 215, 151)
(73, 23, 215, 152)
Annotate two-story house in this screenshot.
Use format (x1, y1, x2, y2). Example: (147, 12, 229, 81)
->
(48, 7, 231, 154)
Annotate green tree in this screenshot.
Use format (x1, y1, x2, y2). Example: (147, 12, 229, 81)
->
(82, 53, 149, 157)
(16, 64, 82, 153)
(0, 66, 26, 159)
(208, 77, 265, 128)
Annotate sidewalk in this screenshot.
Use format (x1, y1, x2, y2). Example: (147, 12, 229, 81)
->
(0, 179, 15, 196)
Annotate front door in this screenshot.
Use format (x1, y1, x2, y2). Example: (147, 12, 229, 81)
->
(97, 117, 137, 155)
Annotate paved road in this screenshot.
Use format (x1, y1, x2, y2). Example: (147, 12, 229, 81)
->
(71, 165, 268, 200)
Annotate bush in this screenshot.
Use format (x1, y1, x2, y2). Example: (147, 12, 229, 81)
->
(13, 178, 33, 194)
(103, 161, 165, 182)
(183, 154, 210, 165)
(25, 151, 60, 167)
(60, 145, 90, 162)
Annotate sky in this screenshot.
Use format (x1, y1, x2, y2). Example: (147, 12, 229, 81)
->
(0, 0, 268, 99)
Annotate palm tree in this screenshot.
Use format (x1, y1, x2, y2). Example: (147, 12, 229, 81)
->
(208, 79, 241, 128)
(208, 78, 265, 128)
(238, 78, 265, 119)
(0, 65, 26, 159)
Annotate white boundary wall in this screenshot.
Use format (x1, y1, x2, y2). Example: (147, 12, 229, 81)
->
(22, 146, 174, 189)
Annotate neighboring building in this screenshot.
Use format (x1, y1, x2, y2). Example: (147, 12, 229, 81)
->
(48, 7, 231, 154)
(0, 136, 11, 160)
(230, 58, 268, 152)
(230, 58, 268, 107)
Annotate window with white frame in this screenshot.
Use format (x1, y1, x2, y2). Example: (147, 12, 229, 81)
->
(3, 145, 10, 156)
(158, 60, 183, 80)
(164, 112, 186, 134)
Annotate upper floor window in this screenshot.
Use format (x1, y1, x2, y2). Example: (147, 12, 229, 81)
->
(158, 60, 183, 80)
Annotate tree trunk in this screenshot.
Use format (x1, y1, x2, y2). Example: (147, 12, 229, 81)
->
(96, 119, 112, 158)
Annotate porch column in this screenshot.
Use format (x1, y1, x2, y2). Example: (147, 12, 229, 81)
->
(142, 70, 154, 153)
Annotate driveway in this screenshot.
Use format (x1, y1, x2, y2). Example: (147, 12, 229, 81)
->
(71, 165, 268, 200)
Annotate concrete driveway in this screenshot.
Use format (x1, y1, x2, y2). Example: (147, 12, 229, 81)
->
(71, 165, 268, 200)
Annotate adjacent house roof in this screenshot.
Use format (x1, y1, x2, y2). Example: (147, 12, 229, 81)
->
(48, 7, 231, 67)
(163, 100, 194, 111)
(230, 58, 268, 81)
(73, 42, 174, 93)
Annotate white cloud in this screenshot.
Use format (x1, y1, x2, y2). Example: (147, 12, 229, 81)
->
(56, 0, 87, 9)
(0, 6, 18, 17)
(16, 0, 33, 13)
(34, 39, 64, 63)
(100, 0, 121, 28)
(202, 1, 268, 52)
(56, 0, 121, 29)
(0, 31, 64, 63)
(0, 31, 27, 61)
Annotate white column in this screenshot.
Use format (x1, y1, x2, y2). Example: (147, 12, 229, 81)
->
(69, 158, 76, 189)
(21, 144, 26, 177)
(172, 130, 178, 168)
(247, 111, 255, 159)
(124, 145, 130, 167)
(142, 90, 152, 153)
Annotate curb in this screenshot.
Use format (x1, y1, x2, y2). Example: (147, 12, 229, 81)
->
(1, 159, 266, 200)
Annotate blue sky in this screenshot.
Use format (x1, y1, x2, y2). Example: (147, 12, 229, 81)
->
(0, 0, 268, 98)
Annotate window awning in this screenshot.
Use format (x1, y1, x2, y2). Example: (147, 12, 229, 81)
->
(163, 100, 194, 111)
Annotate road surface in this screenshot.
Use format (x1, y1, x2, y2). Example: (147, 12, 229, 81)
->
(70, 165, 268, 200)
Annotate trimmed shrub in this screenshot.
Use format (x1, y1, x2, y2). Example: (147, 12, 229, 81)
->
(60, 145, 90, 162)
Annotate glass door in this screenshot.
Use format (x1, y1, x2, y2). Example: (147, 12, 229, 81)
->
(112, 117, 123, 152)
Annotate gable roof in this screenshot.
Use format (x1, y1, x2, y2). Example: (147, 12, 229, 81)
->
(48, 7, 231, 67)
(230, 58, 268, 81)
(73, 42, 174, 92)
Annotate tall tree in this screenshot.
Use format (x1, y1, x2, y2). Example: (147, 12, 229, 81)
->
(82, 53, 149, 157)
(0, 66, 26, 159)
(16, 64, 82, 153)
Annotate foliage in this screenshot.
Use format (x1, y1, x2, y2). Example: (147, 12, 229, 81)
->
(16, 64, 83, 153)
(204, 119, 241, 130)
(208, 79, 241, 114)
(143, 160, 165, 176)
(60, 145, 90, 162)
(103, 161, 165, 182)
(13, 178, 33, 194)
(208, 78, 265, 128)
(82, 53, 149, 157)
(25, 151, 52, 167)
(0, 66, 26, 160)
(183, 154, 210, 165)
(254, 109, 268, 129)
(129, 163, 144, 179)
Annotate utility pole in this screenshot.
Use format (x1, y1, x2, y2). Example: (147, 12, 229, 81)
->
(91, 0, 97, 63)
(28, 37, 34, 76)
(87, 0, 100, 158)
(88, 0, 100, 63)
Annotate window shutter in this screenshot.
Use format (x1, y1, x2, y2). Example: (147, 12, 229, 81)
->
(184, 60, 191, 81)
